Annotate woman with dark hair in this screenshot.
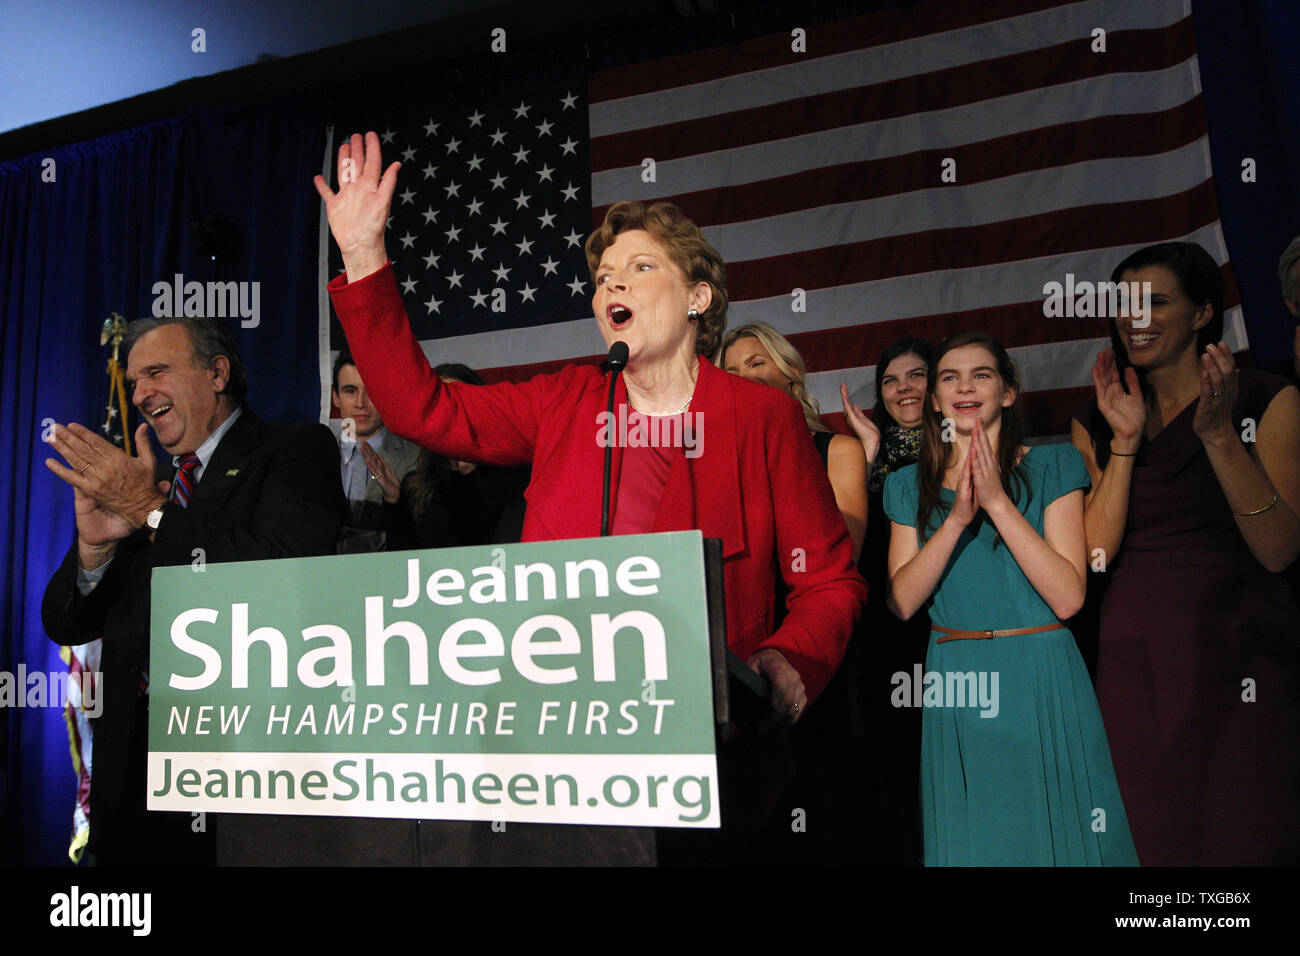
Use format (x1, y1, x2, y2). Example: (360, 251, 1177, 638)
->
(1071, 240, 1300, 865)
(840, 337, 934, 864)
(885, 332, 1137, 865)
(844, 338, 933, 490)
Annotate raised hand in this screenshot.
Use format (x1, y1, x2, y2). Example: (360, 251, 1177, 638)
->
(841, 382, 882, 466)
(312, 131, 402, 281)
(359, 441, 401, 504)
(1192, 341, 1239, 445)
(1091, 348, 1145, 454)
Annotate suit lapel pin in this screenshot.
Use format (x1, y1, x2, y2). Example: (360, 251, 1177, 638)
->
(226, 469, 239, 477)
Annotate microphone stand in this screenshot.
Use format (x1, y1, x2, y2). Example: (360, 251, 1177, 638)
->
(600, 341, 628, 536)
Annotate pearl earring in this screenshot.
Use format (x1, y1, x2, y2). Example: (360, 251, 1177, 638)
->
(688, 308, 699, 318)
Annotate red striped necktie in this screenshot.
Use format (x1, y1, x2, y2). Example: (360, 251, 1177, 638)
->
(142, 452, 202, 696)
(172, 452, 201, 507)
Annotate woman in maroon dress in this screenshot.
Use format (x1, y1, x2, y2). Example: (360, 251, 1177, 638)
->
(1071, 241, 1300, 865)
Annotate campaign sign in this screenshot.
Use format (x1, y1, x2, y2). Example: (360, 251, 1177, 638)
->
(148, 531, 718, 827)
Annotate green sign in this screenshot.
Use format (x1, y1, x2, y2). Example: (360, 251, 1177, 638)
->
(147, 531, 718, 827)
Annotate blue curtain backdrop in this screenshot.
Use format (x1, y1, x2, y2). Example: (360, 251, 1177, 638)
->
(2, 0, 1297, 865)
(0, 97, 326, 865)
(1193, 0, 1300, 373)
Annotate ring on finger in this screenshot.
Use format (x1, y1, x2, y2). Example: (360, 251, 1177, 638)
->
(79, 463, 91, 474)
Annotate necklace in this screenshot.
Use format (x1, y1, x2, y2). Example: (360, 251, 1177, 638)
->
(631, 394, 692, 416)
(628, 359, 698, 416)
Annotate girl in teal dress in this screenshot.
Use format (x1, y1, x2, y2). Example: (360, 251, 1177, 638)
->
(882, 332, 1137, 866)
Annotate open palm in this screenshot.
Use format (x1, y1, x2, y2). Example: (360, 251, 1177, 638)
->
(74, 483, 134, 547)
(840, 382, 882, 464)
(1092, 349, 1145, 446)
(312, 131, 401, 275)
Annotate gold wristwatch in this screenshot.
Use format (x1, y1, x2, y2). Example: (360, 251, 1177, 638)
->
(145, 506, 165, 531)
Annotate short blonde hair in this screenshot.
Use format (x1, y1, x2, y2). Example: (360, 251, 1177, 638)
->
(717, 322, 829, 434)
(585, 201, 728, 358)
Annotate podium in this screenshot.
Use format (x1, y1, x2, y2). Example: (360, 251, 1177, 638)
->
(149, 533, 746, 866)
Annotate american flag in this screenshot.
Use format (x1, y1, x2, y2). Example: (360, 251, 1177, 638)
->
(321, 0, 1245, 436)
(322, 82, 598, 384)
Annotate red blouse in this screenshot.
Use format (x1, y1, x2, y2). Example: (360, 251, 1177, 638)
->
(611, 413, 678, 536)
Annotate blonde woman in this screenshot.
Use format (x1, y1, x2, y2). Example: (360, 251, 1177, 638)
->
(720, 323, 869, 561)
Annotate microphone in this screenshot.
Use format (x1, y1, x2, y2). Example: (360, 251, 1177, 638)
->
(603, 340, 629, 373)
(601, 341, 629, 536)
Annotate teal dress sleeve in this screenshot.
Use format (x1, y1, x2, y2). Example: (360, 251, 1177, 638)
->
(882, 465, 917, 527)
(1047, 443, 1091, 503)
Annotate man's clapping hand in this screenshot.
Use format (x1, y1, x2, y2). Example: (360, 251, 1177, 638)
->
(45, 422, 168, 567)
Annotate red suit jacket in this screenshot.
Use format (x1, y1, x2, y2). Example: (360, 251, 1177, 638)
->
(329, 264, 865, 701)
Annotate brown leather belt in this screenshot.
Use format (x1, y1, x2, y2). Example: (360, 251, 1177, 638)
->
(933, 622, 1065, 643)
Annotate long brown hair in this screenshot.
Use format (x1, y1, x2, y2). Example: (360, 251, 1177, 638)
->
(916, 332, 1030, 543)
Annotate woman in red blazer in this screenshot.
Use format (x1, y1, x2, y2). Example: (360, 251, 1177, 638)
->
(315, 132, 866, 720)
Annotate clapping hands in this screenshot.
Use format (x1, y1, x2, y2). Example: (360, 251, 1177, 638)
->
(1091, 348, 1145, 454)
(359, 441, 401, 504)
(1191, 342, 1238, 444)
(949, 420, 1008, 527)
(44, 422, 169, 567)
(840, 382, 881, 466)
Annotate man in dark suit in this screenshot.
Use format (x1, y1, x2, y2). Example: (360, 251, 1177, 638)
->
(42, 316, 345, 865)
